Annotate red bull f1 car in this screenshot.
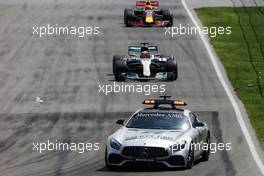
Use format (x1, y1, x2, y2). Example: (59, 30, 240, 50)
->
(124, 0, 173, 27)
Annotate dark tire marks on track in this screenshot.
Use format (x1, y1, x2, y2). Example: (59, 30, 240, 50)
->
(230, 0, 264, 98)
(211, 112, 236, 176)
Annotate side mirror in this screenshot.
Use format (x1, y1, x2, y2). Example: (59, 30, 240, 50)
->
(196, 121, 205, 127)
(116, 119, 124, 126)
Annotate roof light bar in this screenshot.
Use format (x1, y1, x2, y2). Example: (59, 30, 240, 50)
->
(142, 97, 187, 107)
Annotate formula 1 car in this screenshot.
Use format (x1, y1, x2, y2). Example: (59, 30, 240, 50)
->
(113, 42, 178, 81)
(105, 96, 211, 170)
(124, 0, 173, 27)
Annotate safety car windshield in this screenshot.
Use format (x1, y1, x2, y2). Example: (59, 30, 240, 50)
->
(126, 112, 190, 130)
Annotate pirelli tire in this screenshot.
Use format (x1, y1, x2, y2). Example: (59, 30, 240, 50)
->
(162, 9, 173, 27)
(113, 55, 122, 74)
(124, 9, 135, 27)
(114, 60, 127, 82)
(166, 58, 178, 81)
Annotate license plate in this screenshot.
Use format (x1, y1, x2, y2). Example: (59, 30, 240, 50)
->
(135, 158, 155, 162)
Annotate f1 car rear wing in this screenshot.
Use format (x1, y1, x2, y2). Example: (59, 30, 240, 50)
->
(136, 1, 159, 7)
(142, 96, 187, 109)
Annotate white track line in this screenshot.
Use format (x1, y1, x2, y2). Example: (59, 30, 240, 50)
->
(181, 0, 264, 175)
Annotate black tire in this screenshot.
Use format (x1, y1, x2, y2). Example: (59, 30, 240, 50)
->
(114, 60, 126, 82)
(186, 144, 194, 169)
(166, 58, 178, 81)
(124, 9, 135, 27)
(105, 148, 110, 169)
(201, 135, 211, 161)
(105, 148, 115, 170)
(113, 55, 122, 74)
(162, 9, 173, 27)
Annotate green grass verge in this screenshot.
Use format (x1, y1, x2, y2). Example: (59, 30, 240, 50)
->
(196, 7, 264, 148)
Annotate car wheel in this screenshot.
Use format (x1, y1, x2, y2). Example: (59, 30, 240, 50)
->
(105, 148, 115, 170)
(113, 55, 121, 74)
(166, 58, 178, 81)
(124, 9, 134, 27)
(201, 135, 211, 161)
(162, 9, 173, 27)
(114, 60, 126, 82)
(105, 148, 110, 169)
(167, 70, 178, 81)
(186, 144, 194, 169)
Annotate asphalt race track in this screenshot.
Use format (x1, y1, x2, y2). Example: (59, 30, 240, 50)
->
(0, 0, 263, 175)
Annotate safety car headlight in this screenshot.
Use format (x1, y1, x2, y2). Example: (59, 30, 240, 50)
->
(110, 138, 121, 150)
(170, 140, 186, 152)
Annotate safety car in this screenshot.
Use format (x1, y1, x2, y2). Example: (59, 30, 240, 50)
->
(105, 96, 211, 170)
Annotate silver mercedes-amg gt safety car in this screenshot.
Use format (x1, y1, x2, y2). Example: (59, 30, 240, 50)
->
(105, 96, 210, 170)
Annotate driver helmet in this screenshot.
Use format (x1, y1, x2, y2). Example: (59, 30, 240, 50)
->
(140, 47, 150, 58)
(145, 5, 152, 10)
(145, 1, 152, 10)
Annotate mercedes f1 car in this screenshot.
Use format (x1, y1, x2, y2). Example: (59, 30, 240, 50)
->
(105, 96, 211, 170)
(113, 42, 178, 81)
(124, 0, 173, 27)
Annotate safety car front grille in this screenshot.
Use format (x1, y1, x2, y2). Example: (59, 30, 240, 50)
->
(122, 146, 168, 158)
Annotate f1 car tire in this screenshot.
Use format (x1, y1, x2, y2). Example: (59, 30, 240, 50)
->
(167, 58, 178, 81)
(114, 60, 126, 81)
(162, 9, 173, 27)
(201, 134, 211, 161)
(113, 55, 122, 74)
(186, 143, 194, 169)
(124, 9, 135, 27)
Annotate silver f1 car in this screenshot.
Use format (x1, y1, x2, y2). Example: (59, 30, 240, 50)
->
(105, 96, 211, 170)
(113, 43, 178, 81)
